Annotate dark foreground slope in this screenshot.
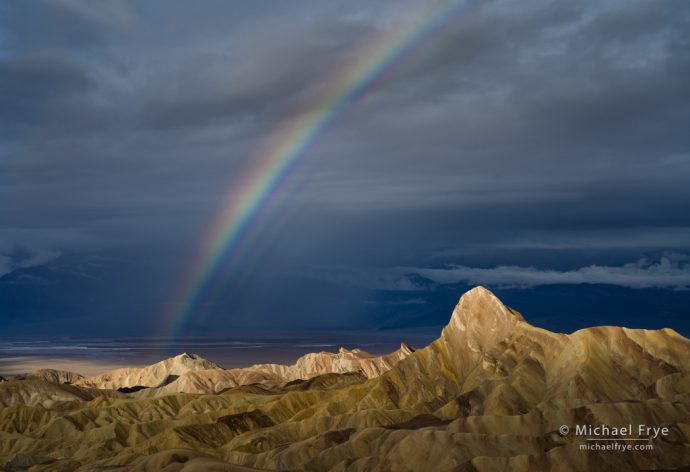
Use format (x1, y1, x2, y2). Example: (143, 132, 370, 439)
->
(1, 287, 689, 471)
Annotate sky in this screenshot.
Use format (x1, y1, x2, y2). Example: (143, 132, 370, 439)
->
(1, 0, 690, 337)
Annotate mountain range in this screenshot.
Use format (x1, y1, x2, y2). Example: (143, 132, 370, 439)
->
(1, 287, 689, 471)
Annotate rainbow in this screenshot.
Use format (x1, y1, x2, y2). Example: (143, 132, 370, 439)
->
(165, 0, 471, 337)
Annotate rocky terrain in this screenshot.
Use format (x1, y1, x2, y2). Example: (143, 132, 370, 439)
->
(69, 343, 414, 397)
(1, 287, 689, 471)
(75, 353, 223, 391)
(12, 369, 84, 385)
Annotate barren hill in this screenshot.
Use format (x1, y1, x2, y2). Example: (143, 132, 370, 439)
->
(74, 343, 414, 396)
(12, 368, 85, 385)
(76, 352, 222, 390)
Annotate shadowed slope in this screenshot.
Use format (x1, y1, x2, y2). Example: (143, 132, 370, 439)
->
(12, 369, 85, 385)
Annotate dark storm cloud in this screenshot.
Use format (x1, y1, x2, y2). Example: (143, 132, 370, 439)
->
(0, 55, 94, 133)
(0, 0, 116, 53)
(1, 0, 690, 333)
(295, 0, 690, 211)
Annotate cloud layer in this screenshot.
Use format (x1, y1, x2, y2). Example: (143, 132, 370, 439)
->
(2, 0, 689, 254)
(2, 0, 690, 333)
(399, 254, 690, 290)
(0, 248, 61, 278)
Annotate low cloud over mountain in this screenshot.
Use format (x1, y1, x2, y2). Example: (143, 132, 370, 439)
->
(400, 253, 690, 290)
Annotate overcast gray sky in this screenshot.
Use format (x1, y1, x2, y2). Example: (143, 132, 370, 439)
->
(1, 0, 690, 335)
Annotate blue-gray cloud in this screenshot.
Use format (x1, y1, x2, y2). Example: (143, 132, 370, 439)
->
(0, 248, 61, 278)
(399, 254, 690, 290)
(2, 0, 690, 333)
